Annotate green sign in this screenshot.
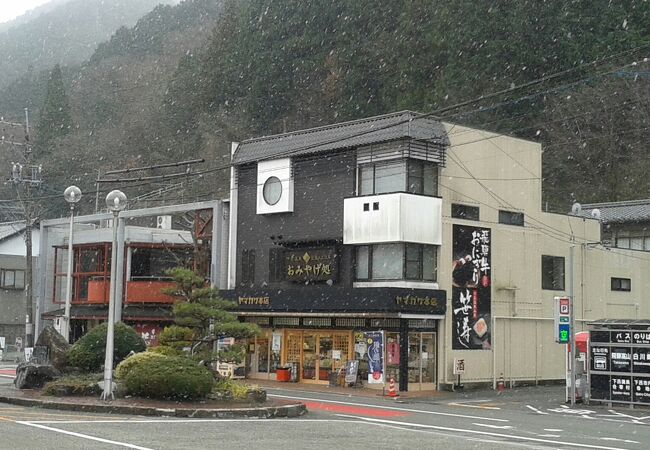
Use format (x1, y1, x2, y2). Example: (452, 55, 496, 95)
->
(558, 324, 570, 344)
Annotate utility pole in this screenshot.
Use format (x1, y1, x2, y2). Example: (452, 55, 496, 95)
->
(569, 235, 576, 406)
(9, 108, 42, 349)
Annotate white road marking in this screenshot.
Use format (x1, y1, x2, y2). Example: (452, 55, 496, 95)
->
(449, 401, 501, 410)
(0, 374, 14, 378)
(355, 418, 546, 449)
(268, 393, 509, 422)
(600, 437, 641, 444)
(472, 423, 513, 429)
(16, 421, 153, 450)
(538, 434, 561, 438)
(525, 405, 548, 415)
(337, 415, 628, 450)
(543, 428, 563, 432)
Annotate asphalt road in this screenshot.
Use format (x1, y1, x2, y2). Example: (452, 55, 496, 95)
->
(0, 373, 649, 450)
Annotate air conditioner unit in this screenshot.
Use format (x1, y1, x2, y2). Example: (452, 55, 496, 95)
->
(156, 215, 172, 230)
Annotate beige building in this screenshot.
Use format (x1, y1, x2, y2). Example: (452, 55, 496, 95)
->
(438, 122, 650, 388)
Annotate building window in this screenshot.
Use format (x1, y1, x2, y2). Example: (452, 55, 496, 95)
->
(355, 243, 437, 281)
(611, 277, 631, 292)
(452, 204, 479, 221)
(268, 248, 284, 282)
(542, 255, 565, 290)
(358, 159, 437, 196)
(616, 236, 649, 251)
(0, 269, 25, 289)
(241, 249, 255, 284)
(130, 246, 193, 280)
(499, 210, 524, 226)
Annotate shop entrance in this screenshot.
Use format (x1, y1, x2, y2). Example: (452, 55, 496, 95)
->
(285, 330, 351, 383)
(408, 332, 436, 390)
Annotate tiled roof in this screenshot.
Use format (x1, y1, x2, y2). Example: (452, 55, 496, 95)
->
(232, 110, 448, 164)
(0, 222, 25, 242)
(580, 199, 650, 224)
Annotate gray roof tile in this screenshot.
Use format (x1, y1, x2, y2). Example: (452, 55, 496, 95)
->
(580, 199, 650, 224)
(233, 110, 448, 164)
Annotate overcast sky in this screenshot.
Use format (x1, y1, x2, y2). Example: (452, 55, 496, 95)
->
(0, 0, 51, 24)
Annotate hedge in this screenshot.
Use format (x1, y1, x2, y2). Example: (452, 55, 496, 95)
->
(67, 322, 146, 372)
(123, 355, 213, 399)
(114, 351, 165, 380)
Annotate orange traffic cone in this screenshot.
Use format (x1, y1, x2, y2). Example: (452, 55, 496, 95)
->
(497, 374, 505, 394)
(388, 377, 399, 398)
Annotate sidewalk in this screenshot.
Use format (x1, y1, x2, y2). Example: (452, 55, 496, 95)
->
(256, 378, 569, 406)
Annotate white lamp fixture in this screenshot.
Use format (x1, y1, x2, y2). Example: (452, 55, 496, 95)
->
(61, 186, 82, 343)
(100, 189, 127, 401)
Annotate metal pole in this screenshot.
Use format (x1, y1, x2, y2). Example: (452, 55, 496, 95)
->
(569, 237, 576, 406)
(101, 211, 119, 401)
(62, 205, 75, 342)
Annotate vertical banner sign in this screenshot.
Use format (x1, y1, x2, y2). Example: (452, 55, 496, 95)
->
(452, 225, 491, 350)
(364, 331, 385, 384)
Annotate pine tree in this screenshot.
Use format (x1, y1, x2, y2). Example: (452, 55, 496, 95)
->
(36, 64, 73, 152)
(161, 268, 259, 364)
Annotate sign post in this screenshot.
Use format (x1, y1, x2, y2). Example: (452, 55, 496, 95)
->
(555, 295, 575, 404)
(453, 357, 465, 390)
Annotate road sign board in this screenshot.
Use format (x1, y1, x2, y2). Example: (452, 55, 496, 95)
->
(554, 296, 571, 344)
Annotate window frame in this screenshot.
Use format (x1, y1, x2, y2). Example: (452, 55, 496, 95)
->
(241, 249, 256, 285)
(451, 203, 480, 221)
(0, 269, 25, 289)
(541, 255, 565, 291)
(357, 159, 438, 197)
(499, 210, 525, 226)
(355, 243, 437, 282)
(611, 277, 631, 292)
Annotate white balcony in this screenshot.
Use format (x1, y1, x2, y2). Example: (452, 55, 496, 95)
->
(343, 193, 442, 245)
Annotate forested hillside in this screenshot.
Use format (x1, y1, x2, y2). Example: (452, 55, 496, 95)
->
(0, 0, 177, 90)
(2, 0, 649, 218)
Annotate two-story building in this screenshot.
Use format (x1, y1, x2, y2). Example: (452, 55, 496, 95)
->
(37, 201, 227, 344)
(223, 110, 650, 391)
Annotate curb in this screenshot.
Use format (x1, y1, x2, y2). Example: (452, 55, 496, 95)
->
(0, 395, 307, 418)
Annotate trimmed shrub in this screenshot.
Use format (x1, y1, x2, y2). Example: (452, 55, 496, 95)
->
(147, 345, 183, 357)
(42, 374, 102, 396)
(213, 378, 250, 400)
(123, 355, 213, 399)
(67, 322, 146, 372)
(158, 325, 193, 350)
(114, 351, 165, 380)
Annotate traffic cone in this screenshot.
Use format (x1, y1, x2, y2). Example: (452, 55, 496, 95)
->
(496, 374, 505, 394)
(388, 377, 399, 398)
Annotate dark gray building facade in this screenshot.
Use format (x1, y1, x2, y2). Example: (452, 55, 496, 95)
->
(224, 111, 447, 391)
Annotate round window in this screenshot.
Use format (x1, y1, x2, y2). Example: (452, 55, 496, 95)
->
(263, 176, 282, 205)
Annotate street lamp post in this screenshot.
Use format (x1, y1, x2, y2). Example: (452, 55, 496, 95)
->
(101, 189, 127, 401)
(61, 186, 82, 343)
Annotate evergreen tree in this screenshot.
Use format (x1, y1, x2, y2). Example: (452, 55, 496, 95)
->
(162, 268, 259, 364)
(36, 64, 73, 152)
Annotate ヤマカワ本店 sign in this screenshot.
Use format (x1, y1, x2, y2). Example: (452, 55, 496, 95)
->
(284, 248, 338, 282)
(451, 225, 491, 350)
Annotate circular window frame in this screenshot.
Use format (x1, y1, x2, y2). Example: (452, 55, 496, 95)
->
(263, 176, 282, 206)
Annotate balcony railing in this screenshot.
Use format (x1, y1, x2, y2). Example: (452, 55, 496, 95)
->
(126, 278, 177, 303)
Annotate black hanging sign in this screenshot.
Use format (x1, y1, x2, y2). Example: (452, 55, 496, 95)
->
(451, 225, 491, 350)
